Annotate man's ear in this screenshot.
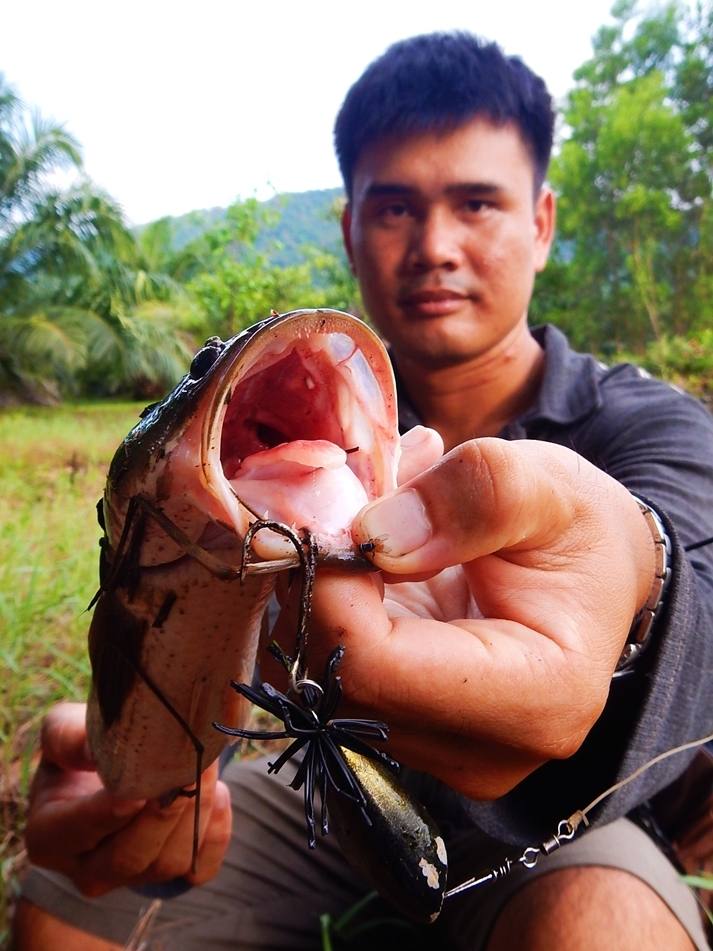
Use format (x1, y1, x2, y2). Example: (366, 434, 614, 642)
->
(534, 186, 556, 273)
(341, 203, 357, 276)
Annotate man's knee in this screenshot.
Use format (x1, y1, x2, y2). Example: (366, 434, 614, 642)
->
(486, 866, 695, 951)
(11, 897, 122, 951)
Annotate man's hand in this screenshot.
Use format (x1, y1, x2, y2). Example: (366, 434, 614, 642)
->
(294, 436, 656, 801)
(25, 702, 232, 896)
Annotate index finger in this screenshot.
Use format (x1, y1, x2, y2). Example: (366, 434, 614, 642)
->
(396, 426, 443, 485)
(25, 786, 146, 870)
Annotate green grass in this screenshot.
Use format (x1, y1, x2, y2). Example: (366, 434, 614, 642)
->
(0, 400, 145, 942)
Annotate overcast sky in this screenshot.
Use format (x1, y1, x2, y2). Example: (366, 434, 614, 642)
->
(2, 0, 618, 225)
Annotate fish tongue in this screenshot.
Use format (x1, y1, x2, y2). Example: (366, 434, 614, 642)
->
(230, 439, 368, 558)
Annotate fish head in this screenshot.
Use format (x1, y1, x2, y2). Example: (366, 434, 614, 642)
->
(102, 309, 400, 568)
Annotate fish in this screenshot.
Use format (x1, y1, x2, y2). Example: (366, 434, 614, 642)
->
(86, 308, 401, 801)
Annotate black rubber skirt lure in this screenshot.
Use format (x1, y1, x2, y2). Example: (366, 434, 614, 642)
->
(213, 521, 447, 922)
(214, 645, 447, 922)
(214, 645, 396, 848)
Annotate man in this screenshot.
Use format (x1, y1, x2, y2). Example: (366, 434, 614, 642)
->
(14, 33, 713, 949)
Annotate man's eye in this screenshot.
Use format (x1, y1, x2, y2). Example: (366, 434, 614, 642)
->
(464, 199, 487, 213)
(379, 202, 409, 219)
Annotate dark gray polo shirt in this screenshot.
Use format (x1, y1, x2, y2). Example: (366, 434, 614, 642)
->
(395, 324, 713, 845)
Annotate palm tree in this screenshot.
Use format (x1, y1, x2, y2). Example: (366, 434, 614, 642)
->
(0, 75, 195, 402)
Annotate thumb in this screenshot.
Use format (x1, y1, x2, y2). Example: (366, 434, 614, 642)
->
(353, 438, 584, 574)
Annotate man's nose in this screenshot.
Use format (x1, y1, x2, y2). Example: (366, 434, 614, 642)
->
(407, 210, 464, 271)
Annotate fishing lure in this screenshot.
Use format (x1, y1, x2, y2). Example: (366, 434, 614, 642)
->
(214, 519, 448, 923)
(215, 645, 397, 848)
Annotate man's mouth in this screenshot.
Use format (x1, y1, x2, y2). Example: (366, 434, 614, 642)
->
(400, 288, 471, 316)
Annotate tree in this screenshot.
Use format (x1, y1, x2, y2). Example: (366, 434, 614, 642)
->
(0, 75, 194, 401)
(303, 195, 362, 317)
(0, 75, 81, 308)
(186, 198, 358, 338)
(532, 1, 712, 352)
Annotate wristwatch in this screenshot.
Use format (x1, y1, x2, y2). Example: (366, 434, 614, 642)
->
(614, 496, 672, 677)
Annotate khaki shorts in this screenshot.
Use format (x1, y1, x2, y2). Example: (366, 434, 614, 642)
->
(20, 757, 710, 950)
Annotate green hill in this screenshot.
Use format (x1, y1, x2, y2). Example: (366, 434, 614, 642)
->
(150, 187, 345, 268)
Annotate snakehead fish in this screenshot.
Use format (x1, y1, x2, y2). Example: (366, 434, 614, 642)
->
(86, 308, 400, 801)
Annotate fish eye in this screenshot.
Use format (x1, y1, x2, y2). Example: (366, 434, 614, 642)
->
(189, 342, 223, 379)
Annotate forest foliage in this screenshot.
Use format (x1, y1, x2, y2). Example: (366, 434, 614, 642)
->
(531, 0, 712, 366)
(1, 0, 711, 404)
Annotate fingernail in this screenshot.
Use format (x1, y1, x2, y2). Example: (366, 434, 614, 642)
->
(112, 798, 146, 818)
(359, 489, 431, 557)
(400, 425, 430, 448)
(215, 781, 231, 813)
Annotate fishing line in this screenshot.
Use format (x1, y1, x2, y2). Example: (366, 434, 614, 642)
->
(445, 729, 713, 900)
(685, 536, 713, 553)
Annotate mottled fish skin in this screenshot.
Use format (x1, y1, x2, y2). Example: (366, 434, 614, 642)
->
(86, 551, 273, 798)
(86, 309, 400, 801)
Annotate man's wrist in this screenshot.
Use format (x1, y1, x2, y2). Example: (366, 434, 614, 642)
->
(614, 496, 672, 677)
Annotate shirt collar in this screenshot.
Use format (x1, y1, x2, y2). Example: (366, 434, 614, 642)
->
(518, 324, 604, 427)
(394, 324, 604, 434)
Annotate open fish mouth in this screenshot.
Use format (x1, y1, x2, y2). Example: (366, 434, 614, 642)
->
(197, 309, 400, 564)
(103, 309, 399, 571)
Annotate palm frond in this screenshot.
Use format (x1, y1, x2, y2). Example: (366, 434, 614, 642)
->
(0, 116, 81, 224)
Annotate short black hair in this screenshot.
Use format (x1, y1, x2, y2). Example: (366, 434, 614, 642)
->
(334, 32, 555, 198)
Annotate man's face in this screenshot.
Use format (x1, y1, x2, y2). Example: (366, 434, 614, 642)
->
(342, 117, 555, 368)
